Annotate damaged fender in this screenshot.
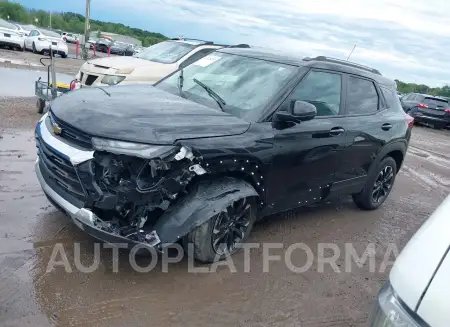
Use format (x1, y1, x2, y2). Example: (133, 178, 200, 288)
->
(153, 177, 258, 245)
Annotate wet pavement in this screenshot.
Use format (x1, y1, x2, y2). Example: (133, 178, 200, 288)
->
(0, 67, 73, 97)
(0, 120, 449, 326)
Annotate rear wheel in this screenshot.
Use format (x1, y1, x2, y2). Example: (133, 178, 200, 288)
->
(353, 157, 397, 210)
(36, 98, 45, 114)
(186, 197, 257, 263)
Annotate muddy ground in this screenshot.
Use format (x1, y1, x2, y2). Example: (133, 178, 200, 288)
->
(1, 85, 449, 326)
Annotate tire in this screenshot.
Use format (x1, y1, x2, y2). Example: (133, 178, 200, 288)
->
(61, 53, 67, 59)
(36, 98, 45, 114)
(32, 42, 37, 54)
(185, 196, 257, 263)
(352, 157, 397, 210)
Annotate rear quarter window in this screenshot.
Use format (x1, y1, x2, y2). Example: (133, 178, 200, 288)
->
(380, 86, 403, 111)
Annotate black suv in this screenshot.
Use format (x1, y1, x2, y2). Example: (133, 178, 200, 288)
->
(400, 93, 450, 129)
(35, 48, 412, 262)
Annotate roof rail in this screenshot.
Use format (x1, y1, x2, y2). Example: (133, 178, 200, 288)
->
(170, 37, 213, 45)
(303, 56, 381, 75)
(226, 44, 250, 48)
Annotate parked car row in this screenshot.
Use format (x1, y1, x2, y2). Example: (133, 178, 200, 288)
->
(0, 19, 69, 57)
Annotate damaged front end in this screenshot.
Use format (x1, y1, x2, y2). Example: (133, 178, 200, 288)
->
(76, 139, 208, 248)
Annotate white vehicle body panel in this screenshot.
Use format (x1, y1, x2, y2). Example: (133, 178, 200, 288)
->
(76, 42, 222, 87)
(389, 195, 450, 321)
(417, 250, 450, 327)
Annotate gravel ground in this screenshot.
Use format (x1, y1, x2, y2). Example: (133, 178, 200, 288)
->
(0, 97, 40, 130)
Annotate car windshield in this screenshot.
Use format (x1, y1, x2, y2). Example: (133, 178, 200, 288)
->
(20, 24, 36, 31)
(134, 41, 195, 64)
(0, 19, 17, 30)
(41, 29, 61, 38)
(156, 52, 297, 120)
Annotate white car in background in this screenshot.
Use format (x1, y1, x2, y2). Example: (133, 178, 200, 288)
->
(371, 195, 450, 327)
(25, 28, 68, 58)
(75, 38, 249, 87)
(61, 32, 78, 43)
(17, 24, 37, 36)
(0, 19, 25, 51)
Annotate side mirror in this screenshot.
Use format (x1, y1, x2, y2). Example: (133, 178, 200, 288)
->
(274, 100, 317, 123)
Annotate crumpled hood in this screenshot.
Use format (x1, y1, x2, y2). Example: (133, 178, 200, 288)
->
(50, 84, 250, 145)
(86, 56, 160, 69)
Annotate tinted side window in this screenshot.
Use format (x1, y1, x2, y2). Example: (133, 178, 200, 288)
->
(346, 76, 379, 114)
(288, 70, 341, 116)
(179, 48, 215, 68)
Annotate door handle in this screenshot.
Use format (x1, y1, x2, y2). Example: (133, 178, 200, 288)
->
(381, 123, 392, 131)
(329, 127, 345, 136)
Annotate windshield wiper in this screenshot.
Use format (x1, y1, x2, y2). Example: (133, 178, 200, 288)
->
(193, 78, 226, 111)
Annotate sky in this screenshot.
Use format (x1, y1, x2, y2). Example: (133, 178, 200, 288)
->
(14, 0, 450, 87)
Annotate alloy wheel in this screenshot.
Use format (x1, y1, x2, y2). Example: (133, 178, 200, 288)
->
(211, 198, 252, 255)
(372, 165, 394, 203)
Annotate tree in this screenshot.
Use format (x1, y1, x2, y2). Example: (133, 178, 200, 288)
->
(0, 2, 168, 45)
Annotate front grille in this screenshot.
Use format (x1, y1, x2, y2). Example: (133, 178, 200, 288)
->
(50, 112, 92, 149)
(85, 75, 98, 86)
(36, 136, 86, 206)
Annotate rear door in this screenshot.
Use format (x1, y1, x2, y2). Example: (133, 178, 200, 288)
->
(400, 93, 418, 112)
(332, 75, 400, 195)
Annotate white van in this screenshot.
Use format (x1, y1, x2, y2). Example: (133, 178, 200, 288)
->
(75, 38, 248, 87)
(371, 195, 450, 327)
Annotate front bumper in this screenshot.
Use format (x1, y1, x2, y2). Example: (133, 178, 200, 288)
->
(34, 116, 161, 249)
(36, 159, 161, 249)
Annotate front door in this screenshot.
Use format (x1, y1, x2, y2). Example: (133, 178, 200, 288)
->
(268, 69, 347, 212)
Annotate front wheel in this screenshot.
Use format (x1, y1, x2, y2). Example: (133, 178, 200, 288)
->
(353, 157, 397, 210)
(36, 98, 45, 114)
(186, 197, 257, 263)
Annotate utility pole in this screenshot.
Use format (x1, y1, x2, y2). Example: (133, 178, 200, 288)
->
(49, 11, 52, 28)
(82, 0, 91, 60)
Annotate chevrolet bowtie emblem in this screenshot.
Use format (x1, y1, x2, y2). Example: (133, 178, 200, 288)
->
(50, 116, 62, 135)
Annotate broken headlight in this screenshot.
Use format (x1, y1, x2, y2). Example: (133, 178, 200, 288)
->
(370, 282, 422, 327)
(92, 137, 178, 159)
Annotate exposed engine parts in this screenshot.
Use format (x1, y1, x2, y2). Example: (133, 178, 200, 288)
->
(83, 145, 211, 243)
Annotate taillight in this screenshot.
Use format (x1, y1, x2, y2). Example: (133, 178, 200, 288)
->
(405, 113, 414, 129)
(417, 103, 428, 109)
(445, 108, 450, 113)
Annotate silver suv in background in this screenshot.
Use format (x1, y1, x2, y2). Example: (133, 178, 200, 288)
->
(74, 38, 249, 87)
